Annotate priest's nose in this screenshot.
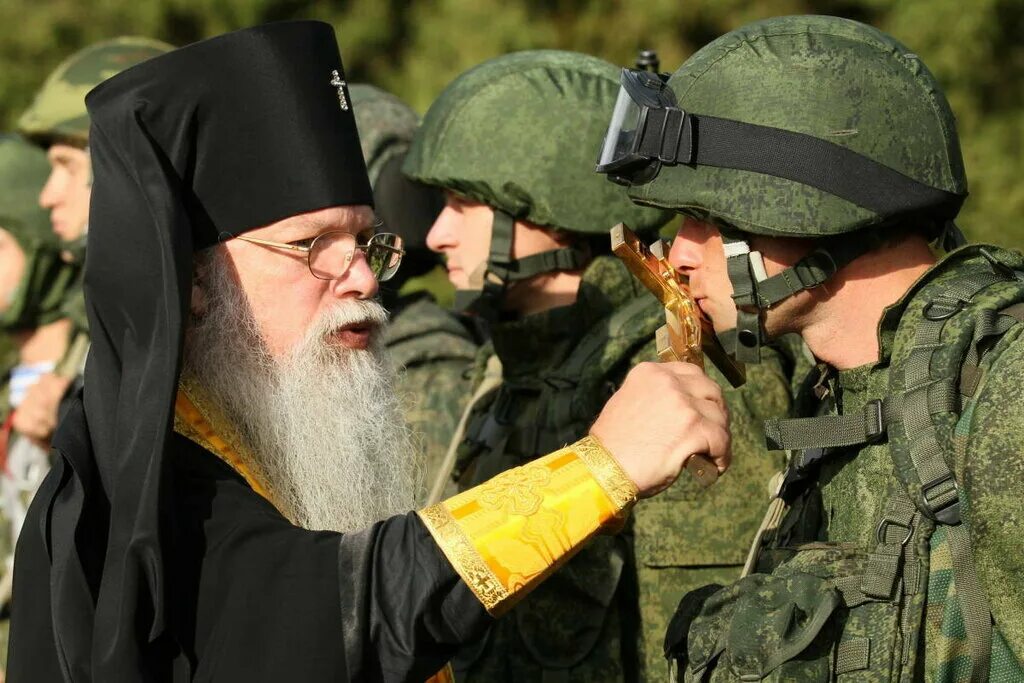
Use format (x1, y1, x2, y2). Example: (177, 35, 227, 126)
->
(329, 249, 379, 300)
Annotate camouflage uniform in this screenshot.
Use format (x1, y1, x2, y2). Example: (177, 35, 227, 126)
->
(349, 84, 479, 497)
(602, 16, 1024, 681)
(406, 51, 792, 681)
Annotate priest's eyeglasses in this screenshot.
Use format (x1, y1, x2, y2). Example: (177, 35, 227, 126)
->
(234, 231, 405, 282)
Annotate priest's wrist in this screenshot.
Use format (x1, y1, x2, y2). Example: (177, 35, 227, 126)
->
(588, 361, 732, 499)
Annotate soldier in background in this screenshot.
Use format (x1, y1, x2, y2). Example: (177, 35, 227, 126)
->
(11, 36, 172, 446)
(0, 134, 79, 673)
(349, 84, 479, 499)
(405, 50, 793, 681)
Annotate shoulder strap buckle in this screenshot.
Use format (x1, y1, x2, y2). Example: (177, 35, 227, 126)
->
(863, 399, 886, 444)
(922, 472, 962, 525)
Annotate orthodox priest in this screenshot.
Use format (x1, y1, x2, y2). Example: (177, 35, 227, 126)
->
(7, 21, 730, 683)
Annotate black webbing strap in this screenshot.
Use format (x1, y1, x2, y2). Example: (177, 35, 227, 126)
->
(764, 398, 891, 451)
(755, 232, 884, 307)
(453, 210, 517, 317)
(499, 245, 589, 282)
(484, 210, 517, 283)
(639, 110, 965, 220)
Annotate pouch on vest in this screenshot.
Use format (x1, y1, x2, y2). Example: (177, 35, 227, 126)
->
(680, 572, 839, 682)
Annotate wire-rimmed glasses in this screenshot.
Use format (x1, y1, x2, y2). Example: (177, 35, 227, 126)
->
(234, 231, 405, 281)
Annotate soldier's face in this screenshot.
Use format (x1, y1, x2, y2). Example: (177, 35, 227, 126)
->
(208, 205, 381, 359)
(40, 144, 91, 247)
(0, 228, 26, 313)
(670, 218, 819, 339)
(426, 193, 494, 290)
(669, 218, 738, 334)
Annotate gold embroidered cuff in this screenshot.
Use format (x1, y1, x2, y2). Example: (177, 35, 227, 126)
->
(417, 436, 638, 616)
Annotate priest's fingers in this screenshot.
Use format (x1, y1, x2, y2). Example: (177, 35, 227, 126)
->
(590, 362, 731, 498)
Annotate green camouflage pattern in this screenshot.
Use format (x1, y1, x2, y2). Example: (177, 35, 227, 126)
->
(629, 16, 966, 237)
(349, 84, 420, 186)
(404, 50, 671, 235)
(680, 248, 1024, 681)
(17, 36, 173, 147)
(383, 294, 477, 499)
(451, 255, 791, 681)
(633, 343, 791, 680)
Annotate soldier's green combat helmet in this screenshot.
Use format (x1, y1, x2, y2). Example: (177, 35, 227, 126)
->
(404, 50, 671, 317)
(18, 37, 173, 149)
(17, 37, 173, 264)
(597, 15, 967, 362)
(0, 135, 78, 331)
(349, 84, 444, 282)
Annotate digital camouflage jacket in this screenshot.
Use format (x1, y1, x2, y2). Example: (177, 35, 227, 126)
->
(383, 292, 478, 500)
(451, 255, 792, 682)
(677, 247, 1024, 682)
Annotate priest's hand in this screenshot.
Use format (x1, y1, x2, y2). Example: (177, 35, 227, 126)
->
(590, 361, 730, 498)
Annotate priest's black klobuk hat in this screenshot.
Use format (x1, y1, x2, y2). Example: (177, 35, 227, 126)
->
(10, 21, 372, 679)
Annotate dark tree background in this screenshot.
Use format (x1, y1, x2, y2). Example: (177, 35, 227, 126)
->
(1, 0, 1019, 246)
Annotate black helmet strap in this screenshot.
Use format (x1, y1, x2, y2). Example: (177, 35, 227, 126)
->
(716, 230, 886, 362)
(633, 110, 965, 223)
(453, 210, 590, 319)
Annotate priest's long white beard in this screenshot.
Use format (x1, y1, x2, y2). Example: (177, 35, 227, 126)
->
(182, 250, 420, 532)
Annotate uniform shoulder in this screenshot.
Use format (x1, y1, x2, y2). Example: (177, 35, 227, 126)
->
(384, 296, 479, 367)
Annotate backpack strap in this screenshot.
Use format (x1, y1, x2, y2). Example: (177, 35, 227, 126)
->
(886, 247, 1024, 682)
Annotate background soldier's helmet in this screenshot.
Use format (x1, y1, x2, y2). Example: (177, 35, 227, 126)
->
(349, 84, 443, 281)
(0, 135, 78, 330)
(17, 37, 173, 148)
(627, 15, 966, 238)
(404, 49, 671, 236)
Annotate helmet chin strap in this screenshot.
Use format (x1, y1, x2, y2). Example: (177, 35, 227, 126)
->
(715, 230, 891, 363)
(717, 236, 770, 363)
(452, 209, 590, 321)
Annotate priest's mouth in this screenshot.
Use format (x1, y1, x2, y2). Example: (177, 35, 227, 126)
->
(326, 320, 378, 350)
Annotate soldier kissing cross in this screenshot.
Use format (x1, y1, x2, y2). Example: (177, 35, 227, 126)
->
(330, 69, 349, 111)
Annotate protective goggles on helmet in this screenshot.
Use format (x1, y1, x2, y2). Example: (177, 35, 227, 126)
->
(596, 68, 965, 223)
(596, 69, 679, 185)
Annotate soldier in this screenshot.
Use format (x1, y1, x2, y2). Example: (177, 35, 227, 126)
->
(11, 36, 172, 446)
(598, 15, 1024, 681)
(348, 84, 479, 498)
(0, 134, 80, 672)
(405, 50, 793, 681)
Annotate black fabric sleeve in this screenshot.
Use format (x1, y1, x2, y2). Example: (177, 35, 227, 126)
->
(168, 436, 490, 683)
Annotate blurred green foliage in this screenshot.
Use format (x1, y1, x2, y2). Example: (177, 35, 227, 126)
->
(0, 0, 1019, 247)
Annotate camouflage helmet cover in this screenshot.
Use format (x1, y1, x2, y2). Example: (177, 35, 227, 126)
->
(0, 134, 54, 248)
(349, 83, 420, 186)
(18, 36, 174, 147)
(628, 15, 966, 238)
(404, 50, 671, 235)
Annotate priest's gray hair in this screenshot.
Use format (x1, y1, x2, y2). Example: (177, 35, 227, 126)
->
(181, 247, 421, 532)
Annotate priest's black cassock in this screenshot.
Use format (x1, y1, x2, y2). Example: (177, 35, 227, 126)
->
(7, 21, 638, 683)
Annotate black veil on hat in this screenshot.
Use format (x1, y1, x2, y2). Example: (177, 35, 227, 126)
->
(9, 21, 372, 680)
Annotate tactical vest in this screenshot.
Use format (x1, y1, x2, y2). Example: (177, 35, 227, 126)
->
(669, 245, 1024, 682)
(453, 291, 661, 680)
(458, 293, 660, 484)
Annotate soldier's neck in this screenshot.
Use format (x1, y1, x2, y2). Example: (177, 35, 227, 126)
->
(502, 270, 583, 317)
(17, 318, 71, 366)
(797, 236, 936, 370)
